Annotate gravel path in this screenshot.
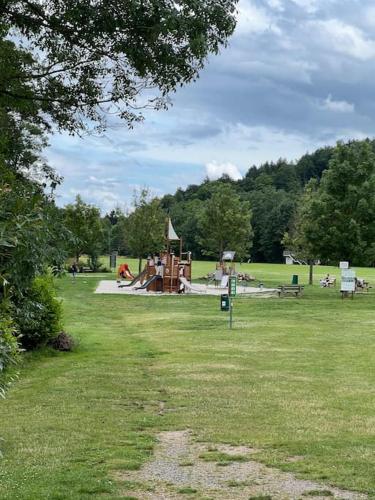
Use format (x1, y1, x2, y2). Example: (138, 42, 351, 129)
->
(119, 431, 367, 499)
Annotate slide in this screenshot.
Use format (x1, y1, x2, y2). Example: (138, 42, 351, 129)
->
(179, 277, 206, 294)
(118, 268, 147, 288)
(220, 275, 229, 288)
(136, 274, 162, 290)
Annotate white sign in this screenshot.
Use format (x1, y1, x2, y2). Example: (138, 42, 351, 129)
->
(341, 269, 356, 292)
(340, 261, 349, 269)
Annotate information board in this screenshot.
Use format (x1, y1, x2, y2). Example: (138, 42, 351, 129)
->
(228, 276, 237, 297)
(340, 261, 349, 270)
(341, 269, 356, 292)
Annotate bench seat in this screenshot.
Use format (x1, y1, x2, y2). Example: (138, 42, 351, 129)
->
(277, 285, 304, 297)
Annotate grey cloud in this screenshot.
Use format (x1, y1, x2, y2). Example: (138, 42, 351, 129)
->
(170, 0, 375, 144)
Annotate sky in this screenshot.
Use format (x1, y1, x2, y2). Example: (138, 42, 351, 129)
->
(49, 0, 375, 212)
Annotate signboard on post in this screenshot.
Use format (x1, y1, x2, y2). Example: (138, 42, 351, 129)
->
(228, 276, 237, 330)
(341, 269, 356, 292)
(228, 276, 237, 297)
(340, 261, 349, 270)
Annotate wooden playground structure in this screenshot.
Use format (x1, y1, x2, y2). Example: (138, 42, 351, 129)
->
(118, 218, 192, 293)
(144, 218, 191, 293)
(143, 249, 192, 293)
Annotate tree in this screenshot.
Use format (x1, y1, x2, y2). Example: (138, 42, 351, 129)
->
(250, 185, 297, 263)
(286, 140, 375, 268)
(1, 1, 237, 132)
(197, 184, 253, 261)
(0, 160, 67, 296)
(102, 208, 128, 255)
(295, 146, 334, 185)
(161, 195, 204, 259)
(64, 195, 104, 268)
(283, 181, 319, 284)
(125, 189, 165, 273)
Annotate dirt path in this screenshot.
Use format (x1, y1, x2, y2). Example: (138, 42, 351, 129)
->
(118, 431, 367, 499)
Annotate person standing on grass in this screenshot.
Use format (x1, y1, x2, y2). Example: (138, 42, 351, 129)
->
(70, 262, 78, 280)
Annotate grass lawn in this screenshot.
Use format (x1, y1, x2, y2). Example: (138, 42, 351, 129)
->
(0, 261, 374, 498)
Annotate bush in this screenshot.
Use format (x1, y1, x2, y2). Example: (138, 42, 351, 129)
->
(49, 331, 75, 352)
(15, 276, 62, 350)
(0, 310, 20, 398)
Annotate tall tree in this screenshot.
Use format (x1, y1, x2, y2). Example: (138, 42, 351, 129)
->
(197, 184, 253, 261)
(125, 189, 165, 272)
(64, 195, 104, 268)
(283, 180, 319, 284)
(1, 1, 237, 132)
(250, 185, 297, 263)
(286, 140, 375, 267)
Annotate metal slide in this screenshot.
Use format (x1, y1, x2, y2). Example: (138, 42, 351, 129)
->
(179, 276, 206, 294)
(135, 274, 162, 290)
(220, 275, 229, 288)
(118, 268, 147, 288)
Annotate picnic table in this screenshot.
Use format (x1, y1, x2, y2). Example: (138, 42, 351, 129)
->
(277, 284, 304, 298)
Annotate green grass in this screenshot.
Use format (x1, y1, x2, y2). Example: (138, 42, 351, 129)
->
(199, 451, 249, 462)
(302, 490, 334, 497)
(177, 487, 198, 494)
(248, 496, 273, 500)
(0, 261, 375, 498)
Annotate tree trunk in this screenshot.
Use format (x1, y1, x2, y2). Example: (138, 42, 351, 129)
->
(309, 260, 314, 285)
(138, 257, 142, 274)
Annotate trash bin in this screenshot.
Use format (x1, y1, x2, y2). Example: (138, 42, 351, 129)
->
(110, 253, 117, 268)
(221, 294, 230, 311)
(292, 274, 298, 285)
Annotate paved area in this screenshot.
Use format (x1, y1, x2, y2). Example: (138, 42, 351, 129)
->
(94, 280, 278, 296)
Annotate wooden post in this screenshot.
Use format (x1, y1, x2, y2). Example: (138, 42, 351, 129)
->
(170, 254, 174, 293)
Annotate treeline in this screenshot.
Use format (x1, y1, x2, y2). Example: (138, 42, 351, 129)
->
(159, 147, 334, 263)
(98, 138, 375, 270)
(96, 145, 334, 264)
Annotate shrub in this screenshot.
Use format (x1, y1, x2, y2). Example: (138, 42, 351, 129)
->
(15, 275, 62, 350)
(0, 310, 20, 398)
(49, 331, 75, 352)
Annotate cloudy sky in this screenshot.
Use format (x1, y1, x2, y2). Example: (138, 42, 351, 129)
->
(49, 0, 375, 212)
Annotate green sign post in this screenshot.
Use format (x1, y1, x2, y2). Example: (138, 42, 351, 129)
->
(228, 276, 237, 329)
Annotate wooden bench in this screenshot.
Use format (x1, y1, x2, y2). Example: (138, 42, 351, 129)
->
(320, 276, 336, 287)
(356, 279, 370, 292)
(277, 285, 304, 297)
(80, 266, 93, 273)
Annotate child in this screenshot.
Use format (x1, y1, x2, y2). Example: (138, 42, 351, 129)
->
(117, 263, 134, 280)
